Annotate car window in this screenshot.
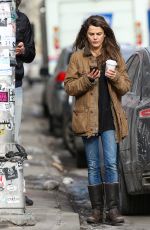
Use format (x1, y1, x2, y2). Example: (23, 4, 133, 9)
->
(121, 46, 136, 62)
(139, 50, 150, 98)
(67, 52, 72, 65)
(54, 50, 66, 72)
(126, 54, 140, 92)
(63, 50, 72, 66)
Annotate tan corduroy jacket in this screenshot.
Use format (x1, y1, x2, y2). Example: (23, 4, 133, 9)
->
(64, 49, 131, 142)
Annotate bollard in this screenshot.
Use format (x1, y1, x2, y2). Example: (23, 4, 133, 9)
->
(0, 0, 35, 226)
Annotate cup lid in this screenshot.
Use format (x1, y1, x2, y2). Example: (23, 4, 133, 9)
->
(106, 59, 117, 66)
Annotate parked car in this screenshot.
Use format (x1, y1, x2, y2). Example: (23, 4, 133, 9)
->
(119, 47, 150, 214)
(24, 56, 42, 86)
(42, 44, 136, 168)
(62, 95, 87, 168)
(43, 46, 72, 134)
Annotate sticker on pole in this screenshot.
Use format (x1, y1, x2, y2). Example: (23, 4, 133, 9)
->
(0, 175, 5, 191)
(3, 166, 18, 180)
(0, 92, 8, 102)
(7, 184, 17, 192)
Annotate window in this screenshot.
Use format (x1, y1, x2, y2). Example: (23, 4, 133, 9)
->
(126, 54, 141, 93)
(138, 50, 150, 98)
(55, 50, 66, 72)
(67, 52, 72, 65)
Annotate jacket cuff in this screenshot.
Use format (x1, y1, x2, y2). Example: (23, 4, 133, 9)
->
(108, 72, 119, 83)
(88, 77, 95, 83)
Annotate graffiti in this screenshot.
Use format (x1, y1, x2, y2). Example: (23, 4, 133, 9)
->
(17, 161, 23, 168)
(6, 184, 17, 192)
(0, 168, 4, 175)
(3, 166, 18, 180)
(0, 175, 5, 191)
(0, 120, 13, 130)
(5, 103, 11, 110)
(9, 88, 15, 102)
(0, 129, 5, 135)
(7, 195, 20, 204)
(0, 162, 5, 168)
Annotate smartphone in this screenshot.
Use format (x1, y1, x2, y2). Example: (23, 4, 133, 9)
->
(90, 66, 99, 73)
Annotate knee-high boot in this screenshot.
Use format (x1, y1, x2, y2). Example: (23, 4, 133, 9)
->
(87, 184, 104, 224)
(105, 183, 124, 225)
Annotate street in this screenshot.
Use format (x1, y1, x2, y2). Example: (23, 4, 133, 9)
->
(5, 80, 149, 230)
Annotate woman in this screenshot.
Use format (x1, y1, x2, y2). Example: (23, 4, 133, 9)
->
(64, 15, 131, 225)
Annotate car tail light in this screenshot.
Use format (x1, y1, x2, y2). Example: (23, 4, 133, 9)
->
(55, 71, 66, 82)
(139, 108, 150, 118)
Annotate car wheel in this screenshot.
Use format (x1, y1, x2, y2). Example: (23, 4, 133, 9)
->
(48, 115, 62, 137)
(76, 150, 87, 168)
(43, 103, 49, 117)
(119, 164, 150, 214)
(42, 90, 49, 117)
(74, 137, 87, 168)
(48, 114, 54, 133)
(119, 168, 132, 214)
(63, 117, 76, 157)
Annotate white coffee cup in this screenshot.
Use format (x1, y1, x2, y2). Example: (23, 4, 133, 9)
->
(106, 59, 117, 71)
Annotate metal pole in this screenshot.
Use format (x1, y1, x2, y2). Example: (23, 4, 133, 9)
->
(0, 0, 35, 225)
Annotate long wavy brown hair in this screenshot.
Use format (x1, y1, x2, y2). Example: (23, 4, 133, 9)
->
(73, 15, 122, 65)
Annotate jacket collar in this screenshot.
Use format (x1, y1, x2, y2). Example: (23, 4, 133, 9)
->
(83, 42, 102, 59)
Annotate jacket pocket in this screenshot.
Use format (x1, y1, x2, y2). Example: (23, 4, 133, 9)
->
(72, 109, 88, 134)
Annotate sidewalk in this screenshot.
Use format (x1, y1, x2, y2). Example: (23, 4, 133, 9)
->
(1, 83, 80, 229)
(24, 146, 80, 230)
(4, 149, 80, 230)
(24, 145, 80, 230)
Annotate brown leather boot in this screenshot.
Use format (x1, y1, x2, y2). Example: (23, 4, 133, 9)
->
(87, 184, 104, 224)
(105, 183, 124, 225)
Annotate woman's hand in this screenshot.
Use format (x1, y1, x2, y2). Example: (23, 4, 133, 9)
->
(105, 69, 117, 80)
(87, 69, 100, 81)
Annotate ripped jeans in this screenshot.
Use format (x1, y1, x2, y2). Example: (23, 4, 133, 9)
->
(82, 130, 118, 185)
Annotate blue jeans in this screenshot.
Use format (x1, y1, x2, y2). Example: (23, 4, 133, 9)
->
(82, 130, 118, 185)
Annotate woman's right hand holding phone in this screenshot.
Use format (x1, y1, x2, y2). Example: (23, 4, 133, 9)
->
(87, 67, 100, 82)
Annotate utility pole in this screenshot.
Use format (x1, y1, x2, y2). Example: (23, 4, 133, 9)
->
(0, 0, 35, 226)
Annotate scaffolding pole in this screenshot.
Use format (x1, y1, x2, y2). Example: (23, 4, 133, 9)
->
(0, 0, 35, 225)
